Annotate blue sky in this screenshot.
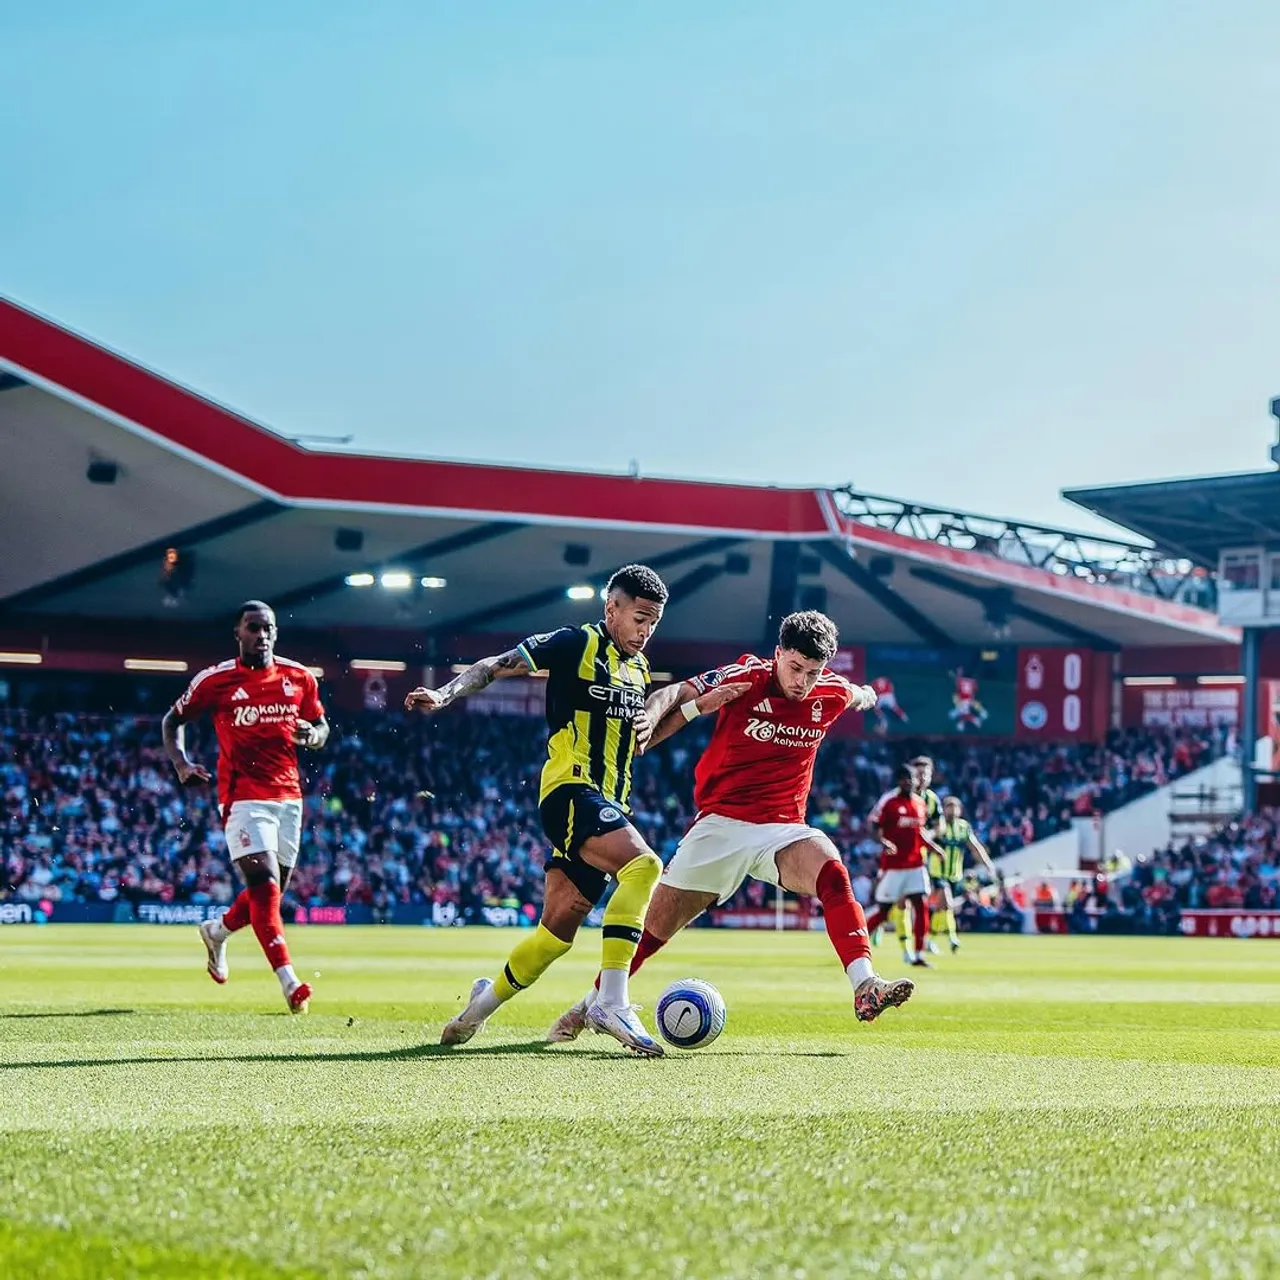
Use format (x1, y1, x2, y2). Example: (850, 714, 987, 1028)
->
(5, 1, 1279, 534)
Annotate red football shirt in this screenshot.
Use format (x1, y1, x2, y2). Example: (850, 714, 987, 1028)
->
(956, 676, 978, 700)
(872, 676, 894, 696)
(172, 656, 323, 812)
(876, 792, 927, 871)
(687, 655, 856, 825)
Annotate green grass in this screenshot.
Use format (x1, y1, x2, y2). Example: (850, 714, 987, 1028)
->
(2, 927, 1280, 1279)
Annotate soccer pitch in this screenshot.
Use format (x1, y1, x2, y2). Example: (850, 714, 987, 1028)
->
(2, 927, 1279, 1278)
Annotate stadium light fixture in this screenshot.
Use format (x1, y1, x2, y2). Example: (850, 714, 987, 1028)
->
(0, 651, 42, 665)
(420, 576, 447, 589)
(566, 585, 596, 601)
(349, 659, 408, 673)
(123, 658, 189, 673)
(1122, 676, 1177, 687)
(345, 573, 375, 587)
(379, 571, 414, 590)
(307, 666, 325, 679)
(1196, 674, 1244, 685)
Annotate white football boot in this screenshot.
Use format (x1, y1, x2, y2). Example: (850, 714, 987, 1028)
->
(198, 919, 229, 984)
(587, 1002, 664, 1057)
(547, 997, 591, 1043)
(440, 978, 494, 1047)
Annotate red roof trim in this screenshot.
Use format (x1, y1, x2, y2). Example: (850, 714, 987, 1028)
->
(0, 298, 1238, 642)
(0, 298, 830, 537)
(837, 519, 1239, 641)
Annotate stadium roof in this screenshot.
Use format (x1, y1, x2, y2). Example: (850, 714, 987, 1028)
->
(0, 297, 1238, 651)
(1064, 470, 1280, 569)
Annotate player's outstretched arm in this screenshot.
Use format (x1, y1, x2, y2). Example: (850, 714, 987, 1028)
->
(969, 833, 997, 879)
(404, 649, 531, 714)
(845, 683, 879, 713)
(161, 708, 212, 786)
(643, 680, 752, 753)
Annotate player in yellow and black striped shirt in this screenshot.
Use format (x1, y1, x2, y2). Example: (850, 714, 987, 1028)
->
(929, 794, 997, 952)
(404, 564, 701, 1057)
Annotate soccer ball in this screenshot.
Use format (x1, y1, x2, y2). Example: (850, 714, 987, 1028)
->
(655, 978, 727, 1049)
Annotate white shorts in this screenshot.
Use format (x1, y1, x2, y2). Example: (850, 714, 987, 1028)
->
(662, 813, 827, 904)
(878, 693, 899, 713)
(224, 799, 303, 868)
(875, 866, 930, 904)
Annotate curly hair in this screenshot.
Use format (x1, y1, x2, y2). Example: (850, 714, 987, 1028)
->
(778, 610, 838, 662)
(606, 564, 669, 605)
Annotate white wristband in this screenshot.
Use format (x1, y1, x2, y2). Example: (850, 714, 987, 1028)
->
(680, 700, 701, 723)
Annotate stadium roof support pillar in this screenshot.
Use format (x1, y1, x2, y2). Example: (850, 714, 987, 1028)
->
(762, 542, 800, 652)
(808, 541, 955, 648)
(272, 520, 526, 613)
(436, 536, 743, 635)
(906, 566, 1118, 650)
(0, 500, 286, 614)
(665, 562, 728, 609)
(1243, 627, 1261, 812)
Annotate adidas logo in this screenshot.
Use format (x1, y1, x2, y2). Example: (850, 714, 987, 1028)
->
(231, 688, 249, 701)
(753, 698, 774, 715)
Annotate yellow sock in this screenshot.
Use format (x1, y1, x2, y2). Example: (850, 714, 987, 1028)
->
(492, 924, 572, 1003)
(945, 908, 958, 944)
(601, 851, 661, 974)
(895, 904, 910, 946)
(932, 908, 949, 937)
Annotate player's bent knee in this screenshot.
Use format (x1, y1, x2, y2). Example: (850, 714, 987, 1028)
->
(617, 849, 662, 891)
(236, 852, 278, 887)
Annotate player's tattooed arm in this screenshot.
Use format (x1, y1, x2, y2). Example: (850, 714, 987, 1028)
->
(403, 649, 531, 714)
(161, 708, 212, 786)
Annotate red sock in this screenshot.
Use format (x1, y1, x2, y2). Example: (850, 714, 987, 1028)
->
(593, 928, 667, 990)
(911, 896, 930, 954)
(222, 889, 251, 933)
(865, 904, 887, 934)
(248, 880, 290, 971)
(816, 859, 871, 969)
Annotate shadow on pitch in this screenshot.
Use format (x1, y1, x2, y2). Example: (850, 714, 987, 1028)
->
(0, 1008, 136, 1020)
(0, 1040, 847, 1070)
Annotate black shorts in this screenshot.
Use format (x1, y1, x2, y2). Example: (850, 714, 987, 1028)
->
(538, 784, 633, 905)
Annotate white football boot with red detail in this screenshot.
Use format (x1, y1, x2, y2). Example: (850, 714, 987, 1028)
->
(285, 981, 312, 1014)
(198, 920, 228, 984)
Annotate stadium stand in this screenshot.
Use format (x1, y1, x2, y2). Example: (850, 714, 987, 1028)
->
(1, 708, 1226, 918)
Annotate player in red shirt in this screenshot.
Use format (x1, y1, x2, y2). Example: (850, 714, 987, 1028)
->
(869, 674, 909, 735)
(865, 765, 936, 967)
(162, 600, 329, 1013)
(548, 611, 916, 1040)
(948, 667, 988, 731)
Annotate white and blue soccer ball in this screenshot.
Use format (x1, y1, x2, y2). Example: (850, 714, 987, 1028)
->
(655, 978, 727, 1049)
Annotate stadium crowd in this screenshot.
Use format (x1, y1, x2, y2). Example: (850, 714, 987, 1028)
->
(0, 704, 1227, 920)
(1039, 808, 1280, 935)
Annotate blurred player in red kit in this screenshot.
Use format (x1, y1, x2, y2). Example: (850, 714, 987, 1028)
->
(162, 601, 329, 1012)
(548, 611, 916, 1040)
(948, 667, 987, 731)
(869, 674, 909, 735)
(866, 764, 938, 968)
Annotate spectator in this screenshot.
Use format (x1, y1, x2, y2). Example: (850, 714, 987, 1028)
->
(0, 708, 1226, 917)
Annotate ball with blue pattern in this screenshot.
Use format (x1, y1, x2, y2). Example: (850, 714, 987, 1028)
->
(655, 978, 727, 1049)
